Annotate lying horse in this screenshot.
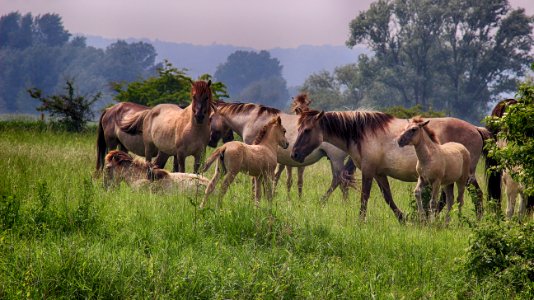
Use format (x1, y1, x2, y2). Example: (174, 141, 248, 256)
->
(291, 109, 491, 222)
(208, 98, 352, 201)
(103, 150, 209, 192)
(201, 116, 289, 208)
(398, 118, 471, 222)
(120, 80, 215, 173)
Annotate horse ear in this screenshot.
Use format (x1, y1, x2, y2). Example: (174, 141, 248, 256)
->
(276, 116, 282, 125)
(420, 120, 430, 127)
(315, 111, 325, 122)
(207, 80, 212, 87)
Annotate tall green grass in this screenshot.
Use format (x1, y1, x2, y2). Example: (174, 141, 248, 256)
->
(0, 123, 527, 298)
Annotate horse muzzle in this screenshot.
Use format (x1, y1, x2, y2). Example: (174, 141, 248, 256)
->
(195, 115, 206, 124)
(291, 151, 305, 163)
(282, 142, 289, 149)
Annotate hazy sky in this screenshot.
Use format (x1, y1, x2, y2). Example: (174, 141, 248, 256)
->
(1, 0, 533, 49)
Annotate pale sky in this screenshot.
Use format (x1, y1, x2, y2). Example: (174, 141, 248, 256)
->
(1, 0, 533, 49)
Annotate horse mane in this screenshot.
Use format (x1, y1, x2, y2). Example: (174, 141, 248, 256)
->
(191, 80, 216, 111)
(412, 116, 440, 144)
(253, 117, 279, 145)
(299, 109, 394, 148)
(216, 100, 280, 117)
(491, 99, 517, 118)
(290, 93, 311, 114)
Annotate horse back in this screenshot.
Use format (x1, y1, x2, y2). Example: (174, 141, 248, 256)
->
(440, 142, 471, 184)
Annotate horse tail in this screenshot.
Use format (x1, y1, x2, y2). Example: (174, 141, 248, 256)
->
(96, 111, 107, 172)
(478, 126, 501, 202)
(340, 158, 357, 189)
(119, 110, 149, 134)
(202, 146, 226, 173)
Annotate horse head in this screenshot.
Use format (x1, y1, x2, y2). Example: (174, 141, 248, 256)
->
(273, 116, 289, 149)
(191, 80, 213, 125)
(208, 112, 234, 148)
(103, 150, 134, 188)
(291, 110, 325, 163)
(397, 118, 430, 147)
(291, 93, 312, 115)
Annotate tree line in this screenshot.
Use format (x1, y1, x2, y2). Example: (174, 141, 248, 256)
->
(301, 0, 533, 123)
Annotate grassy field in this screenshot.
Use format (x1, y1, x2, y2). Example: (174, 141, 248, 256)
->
(0, 123, 526, 298)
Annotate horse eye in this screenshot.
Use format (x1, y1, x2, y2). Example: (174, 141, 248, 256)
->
(411, 128, 417, 132)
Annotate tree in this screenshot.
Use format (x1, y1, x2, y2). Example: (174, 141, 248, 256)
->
(99, 40, 157, 83)
(486, 65, 534, 197)
(28, 80, 101, 132)
(113, 60, 228, 107)
(215, 50, 289, 108)
(346, 0, 533, 122)
(33, 13, 70, 47)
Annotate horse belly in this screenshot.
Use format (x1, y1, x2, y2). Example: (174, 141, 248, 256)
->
(116, 130, 147, 156)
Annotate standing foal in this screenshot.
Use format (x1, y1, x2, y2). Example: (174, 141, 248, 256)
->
(200, 116, 289, 208)
(398, 117, 471, 222)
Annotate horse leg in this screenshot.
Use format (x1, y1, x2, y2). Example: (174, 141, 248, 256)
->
(218, 171, 237, 208)
(444, 184, 455, 225)
(320, 157, 345, 203)
(286, 166, 293, 194)
(273, 164, 285, 195)
(375, 175, 405, 223)
(359, 174, 374, 221)
(193, 151, 204, 174)
(263, 174, 274, 203)
(429, 180, 441, 221)
(200, 159, 222, 209)
(456, 180, 466, 218)
(176, 155, 186, 173)
(154, 152, 170, 169)
(254, 176, 262, 207)
(414, 178, 426, 221)
(469, 176, 484, 219)
(518, 190, 526, 219)
(505, 180, 518, 219)
(297, 167, 305, 198)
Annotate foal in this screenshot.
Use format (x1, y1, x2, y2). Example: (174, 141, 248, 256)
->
(103, 150, 209, 192)
(200, 116, 289, 208)
(397, 118, 471, 222)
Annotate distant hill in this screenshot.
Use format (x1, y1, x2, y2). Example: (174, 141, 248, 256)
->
(84, 35, 369, 87)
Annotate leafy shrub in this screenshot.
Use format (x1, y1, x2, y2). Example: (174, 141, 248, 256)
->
(28, 80, 101, 132)
(462, 217, 534, 298)
(383, 104, 445, 118)
(0, 190, 20, 230)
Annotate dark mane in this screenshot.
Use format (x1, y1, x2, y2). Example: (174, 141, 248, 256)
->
(253, 118, 278, 145)
(105, 150, 169, 180)
(216, 100, 280, 117)
(191, 81, 213, 101)
(491, 99, 517, 118)
(290, 93, 311, 114)
(412, 116, 440, 144)
(299, 110, 394, 148)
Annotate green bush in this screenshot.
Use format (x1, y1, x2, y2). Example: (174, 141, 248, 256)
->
(462, 217, 534, 298)
(383, 104, 445, 118)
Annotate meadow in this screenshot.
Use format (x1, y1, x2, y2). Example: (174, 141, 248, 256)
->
(0, 122, 528, 299)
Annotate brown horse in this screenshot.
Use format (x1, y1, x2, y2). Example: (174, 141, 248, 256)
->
(208, 99, 352, 201)
(103, 150, 209, 192)
(291, 109, 491, 222)
(398, 117, 471, 222)
(487, 99, 534, 217)
(201, 116, 289, 208)
(120, 80, 215, 173)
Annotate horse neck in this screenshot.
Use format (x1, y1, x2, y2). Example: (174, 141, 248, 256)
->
(220, 106, 277, 139)
(256, 128, 280, 153)
(412, 130, 440, 165)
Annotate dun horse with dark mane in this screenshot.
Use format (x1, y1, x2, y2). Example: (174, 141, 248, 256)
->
(291, 109, 491, 222)
(120, 80, 215, 173)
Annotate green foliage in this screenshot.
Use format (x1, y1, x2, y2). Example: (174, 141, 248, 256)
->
(28, 80, 101, 132)
(485, 65, 534, 196)
(462, 218, 534, 298)
(383, 104, 445, 118)
(345, 0, 533, 122)
(113, 60, 228, 107)
(215, 50, 289, 108)
(0, 190, 20, 231)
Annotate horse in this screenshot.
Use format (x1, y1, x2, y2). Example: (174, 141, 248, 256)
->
(290, 109, 491, 222)
(397, 117, 471, 222)
(207, 99, 352, 201)
(487, 99, 533, 218)
(103, 150, 209, 192)
(120, 80, 216, 173)
(200, 116, 289, 208)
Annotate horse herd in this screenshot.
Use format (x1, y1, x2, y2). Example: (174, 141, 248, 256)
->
(97, 80, 531, 222)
